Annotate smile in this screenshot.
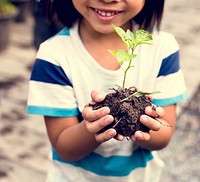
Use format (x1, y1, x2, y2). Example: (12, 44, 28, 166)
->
(94, 8, 120, 17)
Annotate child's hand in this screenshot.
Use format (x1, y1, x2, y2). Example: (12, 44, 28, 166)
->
(130, 106, 165, 141)
(82, 90, 118, 143)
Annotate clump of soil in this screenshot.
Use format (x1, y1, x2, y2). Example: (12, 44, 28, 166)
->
(90, 86, 154, 137)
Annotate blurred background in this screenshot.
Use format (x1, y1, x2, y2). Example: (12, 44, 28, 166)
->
(0, 0, 199, 181)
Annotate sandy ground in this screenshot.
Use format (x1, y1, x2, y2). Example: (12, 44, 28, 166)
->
(0, 0, 200, 181)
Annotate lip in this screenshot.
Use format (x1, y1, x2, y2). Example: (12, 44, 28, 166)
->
(90, 7, 122, 22)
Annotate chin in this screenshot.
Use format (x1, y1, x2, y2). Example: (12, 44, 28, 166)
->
(93, 24, 115, 34)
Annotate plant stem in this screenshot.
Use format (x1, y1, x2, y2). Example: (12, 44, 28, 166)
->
(122, 48, 134, 88)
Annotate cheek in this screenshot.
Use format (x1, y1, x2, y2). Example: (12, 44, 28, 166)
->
(136, 1, 145, 13)
(129, 0, 145, 15)
(72, 0, 82, 13)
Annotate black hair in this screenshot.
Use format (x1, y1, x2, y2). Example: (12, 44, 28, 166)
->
(134, 0, 165, 32)
(47, 0, 81, 28)
(48, 0, 165, 32)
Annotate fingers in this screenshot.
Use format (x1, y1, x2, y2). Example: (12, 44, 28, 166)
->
(95, 129, 117, 143)
(145, 106, 165, 118)
(91, 90, 106, 103)
(140, 115, 161, 131)
(131, 114, 162, 142)
(82, 106, 110, 122)
(85, 115, 114, 134)
(131, 131, 150, 141)
(83, 102, 117, 143)
(114, 133, 125, 141)
(145, 95, 153, 101)
(95, 129, 125, 143)
(130, 106, 166, 142)
(83, 90, 118, 143)
(84, 113, 117, 143)
(140, 105, 165, 131)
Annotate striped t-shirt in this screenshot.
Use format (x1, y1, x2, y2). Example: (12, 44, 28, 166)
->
(27, 21, 187, 182)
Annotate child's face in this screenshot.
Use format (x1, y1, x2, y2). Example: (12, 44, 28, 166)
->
(72, 0, 145, 34)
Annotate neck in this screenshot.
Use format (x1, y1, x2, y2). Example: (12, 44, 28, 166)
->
(79, 19, 132, 47)
(77, 20, 131, 70)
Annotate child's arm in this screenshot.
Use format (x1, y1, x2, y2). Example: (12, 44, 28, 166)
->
(83, 90, 176, 150)
(44, 91, 175, 162)
(44, 91, 117, 162)
(132, 104, 176, 150)
(82, 90, 125, 142)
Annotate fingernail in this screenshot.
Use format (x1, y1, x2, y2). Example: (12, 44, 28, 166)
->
(105, 116, 113, 124)
(136, 131, 143, 140)
(96, 93, 105, 101)
(139, 131, 143, 137)
(141, 115, 148, 124)
(102, 107, 110, 115)
(108, 130, 115, 137)
(131, 136, 136, 141)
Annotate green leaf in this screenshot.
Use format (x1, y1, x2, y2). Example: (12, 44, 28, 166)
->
(135, 30, 153, 43)
(133, 91, 161, 97)
(120, 91, 161, 102)
(109, 49, 136, 64)
(126, 29, 135, 40)
(110, 24, 153, 88)
(126, 30, 135, 48)
(112, 24, 129, 48)
(108, 49, 117, 57)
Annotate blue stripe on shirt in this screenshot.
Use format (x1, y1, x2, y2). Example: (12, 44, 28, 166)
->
(52, 147, 153, 176)
(30, 59, 72, 86)
(26, 105, 78, 117)
(152, 91, 188, 106)
(56, 28, 70, 36)
(157, 51, 180, 77)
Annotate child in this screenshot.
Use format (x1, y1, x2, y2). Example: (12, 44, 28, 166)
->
(27, 0, 187, 181)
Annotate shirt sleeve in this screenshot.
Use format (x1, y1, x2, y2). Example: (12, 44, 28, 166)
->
(26, 40, 79, 117)
(152, 33, 188, 106)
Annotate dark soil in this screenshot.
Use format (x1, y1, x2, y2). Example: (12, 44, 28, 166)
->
(90, 86, 154, 137)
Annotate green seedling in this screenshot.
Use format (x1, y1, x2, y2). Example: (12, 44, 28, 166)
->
(91, 25, 169, 137)
(108, 25, 170, 130)
(108, 24, 153, 89)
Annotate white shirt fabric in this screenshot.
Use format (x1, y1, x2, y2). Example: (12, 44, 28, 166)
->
(27, 21, 187, 182)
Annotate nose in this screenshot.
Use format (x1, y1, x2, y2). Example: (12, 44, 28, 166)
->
(101, 0, 121, 3)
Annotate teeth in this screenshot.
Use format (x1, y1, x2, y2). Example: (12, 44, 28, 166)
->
(94, 9, 117, 17)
